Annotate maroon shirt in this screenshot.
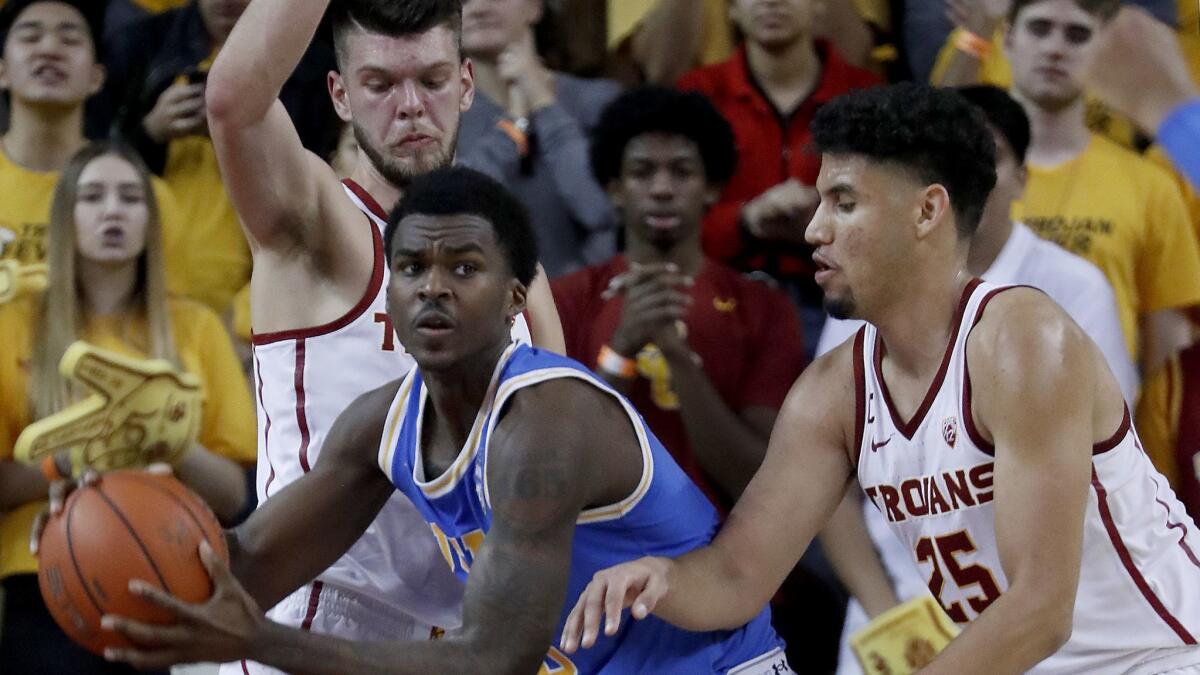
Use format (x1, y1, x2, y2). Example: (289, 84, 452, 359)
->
(678, 41, 880, 302)
(551, 256, 806, 509)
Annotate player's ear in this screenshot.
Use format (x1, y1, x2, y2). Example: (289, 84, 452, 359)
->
(914, 184, 951, 240)
(460, 59, 475, 113)
(507, 277, 528, 327)
(328, 71, 353, 123)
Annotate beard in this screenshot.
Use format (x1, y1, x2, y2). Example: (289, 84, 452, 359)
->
(353, 122, 459, 189)
(823, 291, 857, 321)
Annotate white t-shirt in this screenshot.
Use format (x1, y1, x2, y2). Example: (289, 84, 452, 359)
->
(817, 222, 1137, 403)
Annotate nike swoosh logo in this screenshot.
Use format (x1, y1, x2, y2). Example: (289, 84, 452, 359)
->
(871, 437, 892, 452)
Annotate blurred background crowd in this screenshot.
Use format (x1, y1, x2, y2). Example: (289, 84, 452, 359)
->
(1, 0, 1199, 672)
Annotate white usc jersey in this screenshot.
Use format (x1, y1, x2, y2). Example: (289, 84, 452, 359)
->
(854, 279, 1200, 674)
(250, 180, 532, 629)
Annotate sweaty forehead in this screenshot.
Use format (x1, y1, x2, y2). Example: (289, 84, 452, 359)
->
(623, 133, 702, 164)
(392, 213, 499, 253)
(817, 154, 920, 195)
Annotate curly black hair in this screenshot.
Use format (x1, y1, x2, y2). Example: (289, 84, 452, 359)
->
(590, 86, 737, 187)
(957, 85, 1031, 165)
(385, 166, 540, 287)
(0, 0, 104, 59)
(330, 0, 462, 68)
(811, 83, 997, 238)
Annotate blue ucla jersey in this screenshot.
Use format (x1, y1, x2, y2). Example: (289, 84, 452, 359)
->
(377, 344, 784, 674)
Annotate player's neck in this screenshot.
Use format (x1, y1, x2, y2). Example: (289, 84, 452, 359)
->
(1020, 96, 1091, 167)
(624, 234, 704, 276)
(349, 155, 403, 213)
(77, 259, 138, 317)
(3, 102, 86, 173)
(965, 215, 1014, 276)
(872, 266, 972, 378)
(421, 341, 510, 443)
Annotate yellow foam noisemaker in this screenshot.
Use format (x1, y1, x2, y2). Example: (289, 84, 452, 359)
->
(0, 260, 48, 304)
(14, 341, 203, 476)
(850, 595, 962, 675)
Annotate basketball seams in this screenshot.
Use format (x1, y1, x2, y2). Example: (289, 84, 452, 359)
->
(93, 485, 174, 596)
(133, 473, 225, 554)
(64, 489, 106, 617)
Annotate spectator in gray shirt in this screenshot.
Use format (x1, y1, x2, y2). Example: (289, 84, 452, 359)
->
(458, 0, 621, 277)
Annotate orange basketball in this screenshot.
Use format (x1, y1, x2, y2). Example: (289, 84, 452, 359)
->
(35, 469, 228, 655)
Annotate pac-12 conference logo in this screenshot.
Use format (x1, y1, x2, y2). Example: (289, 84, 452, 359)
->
(942, 416, 957, 448)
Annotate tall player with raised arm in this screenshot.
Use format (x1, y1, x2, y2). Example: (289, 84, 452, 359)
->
(562, 84, 1200, 674)
(204, 1, 557, 673)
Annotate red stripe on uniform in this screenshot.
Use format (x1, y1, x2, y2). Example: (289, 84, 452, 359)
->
(295, 339, 312, 473)
(1092, 468, 1196, 644)
(253, 349, 276, 496)
(342, 178, 388, 221)
(852, 327, 866, 468)
(240, 660, 250, 674)
(300, 581, 325, 631)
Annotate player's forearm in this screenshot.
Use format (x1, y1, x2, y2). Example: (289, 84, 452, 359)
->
(664, 349, 768, 500)
(923, 587, 1072, 674)
(655, 544, 772, 631)
(819, 490, 898, 619)
(208, 0, 330, 127)
(248, 624, 528, 675)
(229, 464, 391, 609)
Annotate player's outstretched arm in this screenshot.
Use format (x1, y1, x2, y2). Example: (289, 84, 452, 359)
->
(207, 0, 345, 250)
(106, 379, 603, 673)
(923, 289, 1098, 674)
(225, 380, 401, 610)
(561, 345, 859, 650)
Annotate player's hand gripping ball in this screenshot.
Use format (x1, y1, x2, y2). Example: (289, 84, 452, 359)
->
(14, 341, 203, 476)
(35, 469, 228, 655)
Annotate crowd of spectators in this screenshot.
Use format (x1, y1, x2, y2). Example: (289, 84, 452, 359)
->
(2, 0, 1200, 672)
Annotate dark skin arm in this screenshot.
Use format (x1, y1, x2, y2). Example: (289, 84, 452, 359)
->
(104, 379, 640, 674)
(227, 379, 400, 610)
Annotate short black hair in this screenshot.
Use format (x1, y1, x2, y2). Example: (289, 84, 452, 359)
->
(1009, 0, 1120, 24)
(0, 0, 103, 59)
(329, 0, 462, 69)
(590, 86, 737, 187)
(811, 83, 997, 238)
(386, 166, 539, 287)
(956, 85, 1031, 164)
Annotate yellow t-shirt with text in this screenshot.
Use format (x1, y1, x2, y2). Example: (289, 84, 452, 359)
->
(1013, 135, 1200, 358)
(0, 296, 256, 579)
(0, 149, 190, 295)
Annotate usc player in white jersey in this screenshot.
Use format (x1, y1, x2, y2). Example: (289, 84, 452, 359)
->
(562, 83, 1200, 674)
(205, 0, 560, 672)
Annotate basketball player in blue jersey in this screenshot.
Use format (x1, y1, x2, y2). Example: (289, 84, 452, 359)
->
(98, 166, 790, 675)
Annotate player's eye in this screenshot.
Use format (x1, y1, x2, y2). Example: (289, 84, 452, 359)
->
(399, 262, 423, 276)
(837, 201, 856, 214)
(454, 263, 477, 277)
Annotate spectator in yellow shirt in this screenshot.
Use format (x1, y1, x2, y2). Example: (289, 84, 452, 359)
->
(0, 142, 254, 672)
(1007, 0, 1200, 372)
(0, 0, 187, 294)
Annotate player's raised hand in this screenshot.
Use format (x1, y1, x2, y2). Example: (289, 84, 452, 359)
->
(101, 540, 262, 669)
(559, 556, 673, 654)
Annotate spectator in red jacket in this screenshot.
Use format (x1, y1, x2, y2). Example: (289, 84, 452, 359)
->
(551, 87, 806, 512)
(677, 0, 880, 357)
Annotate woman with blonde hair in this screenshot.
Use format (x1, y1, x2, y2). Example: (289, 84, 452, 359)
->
(0, 141, 256, 673)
